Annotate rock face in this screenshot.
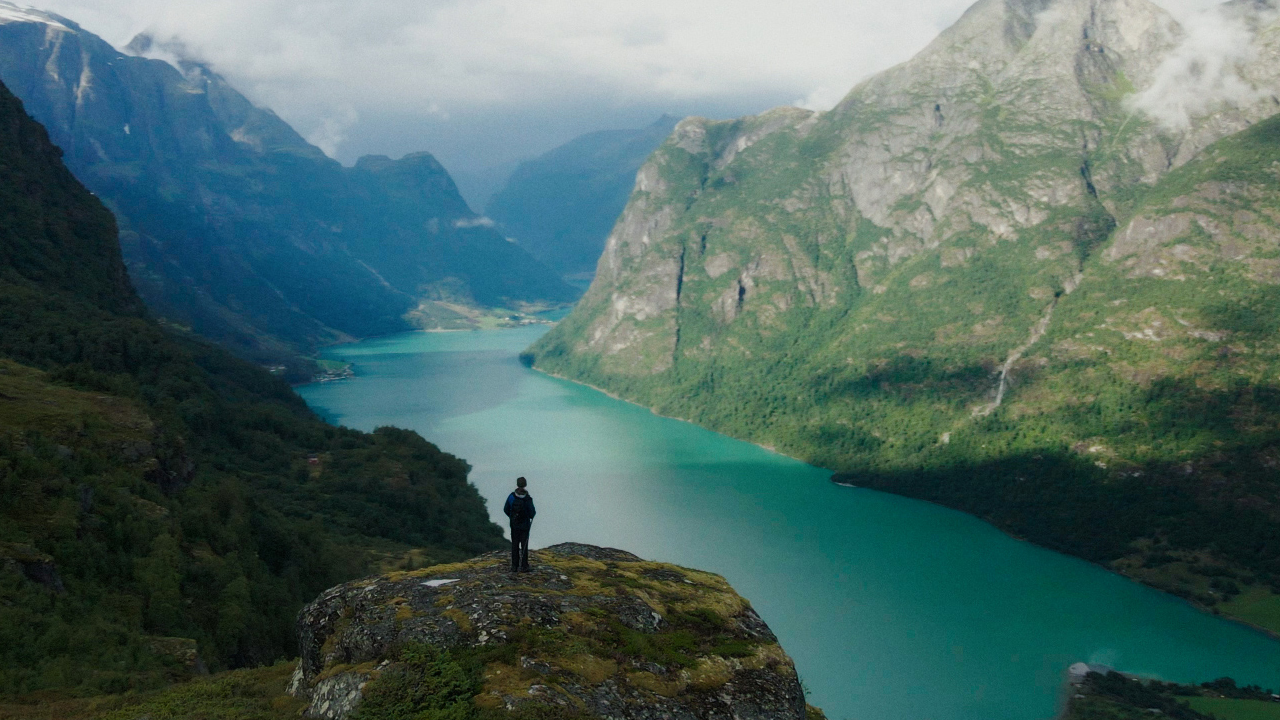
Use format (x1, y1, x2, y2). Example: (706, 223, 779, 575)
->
(527, 0, 1280, 615)
(288, 543, 815, 720)
(0, 4, 575, 370)
(487, 115, 681, 278)
(537, 0, 1280, 384)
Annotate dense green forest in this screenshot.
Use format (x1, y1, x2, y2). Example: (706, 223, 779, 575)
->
(1064, 672, 1280, 720)
(0, 79, 504, 699)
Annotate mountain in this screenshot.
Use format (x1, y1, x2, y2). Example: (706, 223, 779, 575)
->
(0, 76, 503, 697)
(0, 5, 576, 374)
(527, 0, 1280, 624)
(451, 158, 522, 215)
(487, 115, 680, 279)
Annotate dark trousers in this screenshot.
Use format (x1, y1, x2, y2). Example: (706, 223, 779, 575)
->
(511, 525, 530, 570)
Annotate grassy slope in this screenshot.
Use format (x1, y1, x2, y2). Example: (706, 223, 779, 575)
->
(1185, 698, 1280, 720)
(0, 664, 303, 720)
(1063, 673, 1280, 720)
(0, 78, 505, 700)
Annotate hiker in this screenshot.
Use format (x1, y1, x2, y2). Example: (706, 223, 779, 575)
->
(503, 476, 536, 572)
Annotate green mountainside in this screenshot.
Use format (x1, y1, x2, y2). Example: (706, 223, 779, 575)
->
(0, 77, 504, 699)
(0, 8, 576, 376)
(487, 116, 680, 279)
(527, 0, 1280, 625)
(1063, 672, 1279, 720)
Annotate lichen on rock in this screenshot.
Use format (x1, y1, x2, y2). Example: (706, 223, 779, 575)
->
(288, 543, 821, 719)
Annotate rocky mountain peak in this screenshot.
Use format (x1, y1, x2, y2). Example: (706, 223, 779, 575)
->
(0, 2, 76, 32)
(354, 151, 448, 176)
(845, 0, 1178, 114)
(123, 32, 174, 59)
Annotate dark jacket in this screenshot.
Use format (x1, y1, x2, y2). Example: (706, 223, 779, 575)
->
(503, 490, 535, 530)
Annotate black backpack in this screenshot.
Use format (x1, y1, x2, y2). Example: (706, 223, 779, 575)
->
(510, 494, 530, 524)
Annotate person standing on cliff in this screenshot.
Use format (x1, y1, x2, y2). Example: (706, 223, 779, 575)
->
(503, 476, 536, 572)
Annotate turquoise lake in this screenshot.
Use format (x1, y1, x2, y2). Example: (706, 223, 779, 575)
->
(297, 325, 1280, 720)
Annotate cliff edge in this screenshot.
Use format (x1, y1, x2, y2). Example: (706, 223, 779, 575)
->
(287, 543, 823, 720)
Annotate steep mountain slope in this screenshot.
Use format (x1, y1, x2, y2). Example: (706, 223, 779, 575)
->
(0, 5, 575, 373)
(528, 0, 1280, 620)
(0, 77, 504, 698)
(487, 115, 680, 278)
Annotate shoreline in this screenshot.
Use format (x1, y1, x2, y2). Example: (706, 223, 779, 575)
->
(297, 330, 1280, 646)
(830, 475, 1280, 643)
(530, 366, 797, 462)
(537, 364, 1280, 644)
(296, 320, 561, 387)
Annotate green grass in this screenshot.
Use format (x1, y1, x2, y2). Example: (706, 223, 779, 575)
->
(1184, 698, 1280, 720)
(0, 663, 302, 720)
(1220, 588, 1280, 637)
(314, 358, 351, 373)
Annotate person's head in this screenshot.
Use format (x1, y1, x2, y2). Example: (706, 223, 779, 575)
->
(516, 476, 527, 489)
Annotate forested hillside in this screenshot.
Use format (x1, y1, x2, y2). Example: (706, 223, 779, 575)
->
(0, 78, 504, 698)
(528, 0, 1280, 628)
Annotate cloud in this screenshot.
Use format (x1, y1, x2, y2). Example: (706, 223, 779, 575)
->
(305, 105, 359, 158)
(1130, 0, 1275, 130)
(30, 0, 1252, 170)
(28, 0, 975, 158)
(794, 85, 847, 112)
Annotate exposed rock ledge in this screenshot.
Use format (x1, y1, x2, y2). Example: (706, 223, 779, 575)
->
(288, 542, 823, 719)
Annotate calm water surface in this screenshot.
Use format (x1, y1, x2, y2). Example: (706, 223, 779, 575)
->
(298, 326, 1280, 720)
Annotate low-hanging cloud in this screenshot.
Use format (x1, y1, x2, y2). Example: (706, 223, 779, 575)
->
(306, 105, 359, 158)
(30, 0, 973, 161)
(1129, 0, 1274, 130)
(25, 0, 1253, 171)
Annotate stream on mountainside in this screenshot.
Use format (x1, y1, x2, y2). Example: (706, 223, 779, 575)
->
(298, 324, 1280, 720)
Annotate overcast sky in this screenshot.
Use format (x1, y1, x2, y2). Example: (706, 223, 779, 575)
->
(32, 0, 1229, 205)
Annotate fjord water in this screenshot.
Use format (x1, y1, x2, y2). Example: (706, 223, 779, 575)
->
(298, 326, 1280, 720)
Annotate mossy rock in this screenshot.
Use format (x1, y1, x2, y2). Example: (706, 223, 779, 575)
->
(288, 543, 813, 719)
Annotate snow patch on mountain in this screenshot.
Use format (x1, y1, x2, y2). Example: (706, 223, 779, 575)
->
(0, 2, 68, 30)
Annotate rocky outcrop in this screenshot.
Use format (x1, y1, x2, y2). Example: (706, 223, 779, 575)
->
(287, 543, 819, 720)
(0, 543, 64, 593)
